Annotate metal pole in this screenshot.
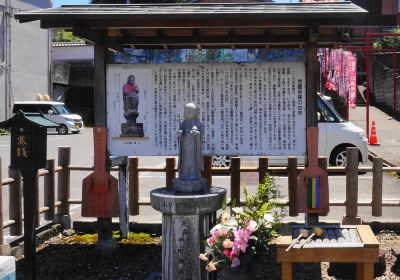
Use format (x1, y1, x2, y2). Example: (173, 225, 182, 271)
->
(365, 35, 370, 141)
(21, 168, 38, 280)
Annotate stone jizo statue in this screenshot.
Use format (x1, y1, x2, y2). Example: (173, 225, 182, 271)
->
(120, 74, 144, 137)
(173, 103, 207, 193)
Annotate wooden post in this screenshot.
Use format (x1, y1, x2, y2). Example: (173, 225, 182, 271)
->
(258, 157, 269, 185)
(44, 159, 55, 221)
(342, 147, 361, 225)
(306, 29, 318, 129)
(128, 157, 139, 216)
(0, 159, 3, 245)
(34, 170, 40, 228)
(305, 27, 319, 225)
(9, 167, 22, 236)
(57, 147, 71, 216)
(203, 155, 212, 187)
(372, 157, 383, 217)
(118, 161, 128, 239)
(166, 157, 176, 188)
(288, 157, 298, 217)
(230, 157, 241, 207)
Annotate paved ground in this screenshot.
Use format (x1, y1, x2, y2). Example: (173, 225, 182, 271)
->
(350, 105, 400, 166)
(1, 113, 400, 238)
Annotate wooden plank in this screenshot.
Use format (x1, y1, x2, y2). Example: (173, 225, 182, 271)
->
(281, 262, 293, 280)
(277, 247, 379, 263)
(356, 225, 379, 247)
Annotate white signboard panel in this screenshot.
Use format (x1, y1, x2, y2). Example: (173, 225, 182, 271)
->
(106, 63, 306, 156)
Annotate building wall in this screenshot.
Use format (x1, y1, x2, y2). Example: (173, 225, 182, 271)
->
(0, 0, 50, 121)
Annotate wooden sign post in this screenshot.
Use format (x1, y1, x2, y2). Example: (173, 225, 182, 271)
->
(0, 112, 60, 280)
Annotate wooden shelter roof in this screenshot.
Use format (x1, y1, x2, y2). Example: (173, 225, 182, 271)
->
(15, 2, 367, 50)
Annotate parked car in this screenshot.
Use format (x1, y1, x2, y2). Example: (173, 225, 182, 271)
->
(212, 94, 368, 167)
(12, 101, 84, 135)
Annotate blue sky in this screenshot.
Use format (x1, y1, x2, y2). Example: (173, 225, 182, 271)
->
(52, 0, 293, 8)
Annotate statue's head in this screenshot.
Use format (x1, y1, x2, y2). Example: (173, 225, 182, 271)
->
(127, 75, 135, 84)
(184, 103, 198, 120)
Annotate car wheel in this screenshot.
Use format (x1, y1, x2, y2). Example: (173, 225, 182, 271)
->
(57, 125, 68, 135)
(72, 131, 80, 134)
(212, 156, 231, 168)
(330, 147, 347, 167)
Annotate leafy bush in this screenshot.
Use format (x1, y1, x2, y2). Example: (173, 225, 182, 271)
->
(54, 30, 83, 43)
(373, 27, 400, 50)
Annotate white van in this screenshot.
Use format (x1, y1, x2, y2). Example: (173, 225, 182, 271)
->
(12, 101, 84, 135)
(213, 94, 368, 167)
(317, 94, 368, 166)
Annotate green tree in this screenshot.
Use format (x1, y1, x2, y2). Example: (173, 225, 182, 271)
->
(373, 27, 400, 50)
(54, 30, 83, 42)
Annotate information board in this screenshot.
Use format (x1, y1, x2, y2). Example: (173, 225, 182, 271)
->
(106, 62, 306, 156)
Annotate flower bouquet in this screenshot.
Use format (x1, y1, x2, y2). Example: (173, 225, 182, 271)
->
(200, 176, 284, 274)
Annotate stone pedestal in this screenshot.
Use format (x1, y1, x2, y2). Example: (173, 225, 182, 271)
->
(120, 123, 144, 137)
(151, 187, 226, 280)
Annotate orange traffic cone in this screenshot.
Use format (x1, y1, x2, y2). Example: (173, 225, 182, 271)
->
(369, 121, 379, 145)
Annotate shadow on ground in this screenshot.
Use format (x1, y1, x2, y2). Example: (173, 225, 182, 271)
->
(16, 243, 162, 280)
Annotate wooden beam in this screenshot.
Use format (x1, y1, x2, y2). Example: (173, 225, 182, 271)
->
(94, 41, 106, 127)
(72, 25, 102, 44)
(107, 35, 304, 45)
(39, 18, 359, 29)
(105, 35, 340, 46)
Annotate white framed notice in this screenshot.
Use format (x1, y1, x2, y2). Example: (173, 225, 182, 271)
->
(106, 62, 306, 156)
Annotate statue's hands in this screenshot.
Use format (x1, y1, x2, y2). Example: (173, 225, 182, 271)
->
(190, 126, 200, 136)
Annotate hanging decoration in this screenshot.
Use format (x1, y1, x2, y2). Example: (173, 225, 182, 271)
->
(319, 48, 357, 108)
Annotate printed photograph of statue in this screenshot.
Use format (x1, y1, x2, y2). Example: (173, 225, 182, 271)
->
(173, 103, 207, 193)
(120, 75, 144, 137)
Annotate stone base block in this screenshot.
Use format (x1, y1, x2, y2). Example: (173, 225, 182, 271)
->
(342, 215, 362, 225)
(0, 256, 15, 280)
(172, 178, 207, 193)
(54, 214, 71, 230)
(120, 123, 144, 137)
(95, 239, 118, 256)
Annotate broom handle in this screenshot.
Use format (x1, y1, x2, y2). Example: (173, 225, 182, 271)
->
(93, 127, 107, 172)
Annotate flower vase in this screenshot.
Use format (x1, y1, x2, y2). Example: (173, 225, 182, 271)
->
(220, 266, 255, 280)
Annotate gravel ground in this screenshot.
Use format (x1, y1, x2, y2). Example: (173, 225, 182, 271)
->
(15, 226, 400, 280)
